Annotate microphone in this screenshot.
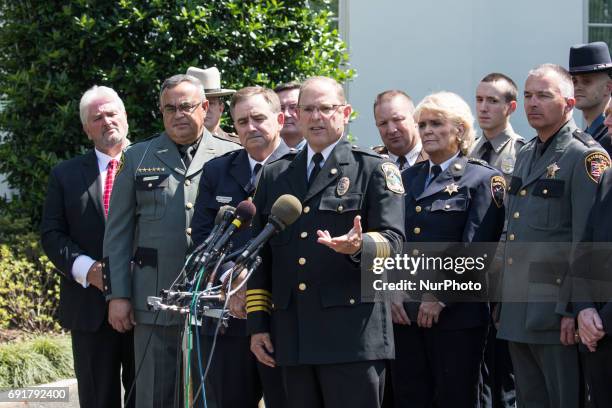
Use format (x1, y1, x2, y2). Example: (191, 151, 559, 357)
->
(186, 206, 235, 277)
(235, 194, 302, 265)
(210, 200, 256, 254)
(193, 205, 235, 254)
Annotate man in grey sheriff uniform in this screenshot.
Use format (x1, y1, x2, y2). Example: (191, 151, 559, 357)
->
(471, 72, 524, 408)
(498, 64, 611, 408)
(103, 74, 240, 408)
(569, 42, 612, 156)
(372, 90, 427, 171)
(471, 73, 525, 184)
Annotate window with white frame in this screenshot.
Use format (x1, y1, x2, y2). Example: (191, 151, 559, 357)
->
(589, 0, 612, 49)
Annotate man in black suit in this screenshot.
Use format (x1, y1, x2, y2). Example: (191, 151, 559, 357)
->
(41, 85, 134, 408)
(574, 165, 612, 407)
(190, 86, 291, 408)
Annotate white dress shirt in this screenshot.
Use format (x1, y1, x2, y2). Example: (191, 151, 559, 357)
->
(71, 148, 122, 288)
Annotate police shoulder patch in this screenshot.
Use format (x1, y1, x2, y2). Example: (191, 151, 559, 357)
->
(381, 162, 405, 194)
(585, 151, 611, 183)
(490, 175, 506, 208)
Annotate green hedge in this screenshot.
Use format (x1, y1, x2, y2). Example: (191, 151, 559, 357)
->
(0, 214, 60, 332)
(0, 0, 353, 226)
(0, 334, 73, 388)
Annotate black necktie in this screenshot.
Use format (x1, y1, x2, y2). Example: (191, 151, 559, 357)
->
(481, 141, 493, 164)
(247, 163, 263, 194)
(179, 144, 195, 168)
(428, 165, 442, 186)
(396, 156, 408, 170)
(308, 153, 324, 186)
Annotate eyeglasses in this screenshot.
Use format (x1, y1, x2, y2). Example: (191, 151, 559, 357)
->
(161, 101, 201, 116)
(297, 104, 345, 117)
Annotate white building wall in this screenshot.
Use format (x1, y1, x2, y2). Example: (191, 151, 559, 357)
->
(342, 0, 585, 147)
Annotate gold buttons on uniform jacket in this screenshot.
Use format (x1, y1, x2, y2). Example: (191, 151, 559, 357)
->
(330, 168, 338, 175)
(349, 298, 355, 305)
(412, 249, 420, 256)
(415, 206, 422, 213)
(513, 212, 520, 219)
(509, 234, 515, 241)
(186, 228, 192, 235)
(300, 232, 308, 239)
(298, 283, 307, 291)
(148, 183, 153, 188)
(303, 206, 310, 214)
(413, 227, 421, 235)
(298, 257, 306, 265)
(520, 190, 527, 196)
(507, 258, 513, 265)
(444, 204, 451, 209)
(186, 202, 193, 209)
(185, 180, 191, 186)
(556, 278, 562, 285)
(337, 205, 344, 212)
(542, 189, 548, 195)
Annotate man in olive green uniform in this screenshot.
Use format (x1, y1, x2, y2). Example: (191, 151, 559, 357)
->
(498, 64, 610, 408)
(103, 74, 240, 408)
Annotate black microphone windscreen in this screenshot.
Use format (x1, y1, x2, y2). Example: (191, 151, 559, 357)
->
(215, 205, 235, 225)
(235, 200, 257, 229)
(271, 194, 302, 227)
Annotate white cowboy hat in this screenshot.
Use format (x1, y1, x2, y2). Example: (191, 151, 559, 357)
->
(186, 66, 236, 97)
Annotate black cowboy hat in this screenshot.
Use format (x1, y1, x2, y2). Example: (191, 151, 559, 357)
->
(569, 41, 612, 74)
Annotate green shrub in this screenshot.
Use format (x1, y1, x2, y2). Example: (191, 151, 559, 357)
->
(0, 214, 60, 332)
(0, 0, 353, 226)
(0, 334, 73, 388)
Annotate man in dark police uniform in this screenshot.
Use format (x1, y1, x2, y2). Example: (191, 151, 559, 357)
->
(247, 76, 405, 408)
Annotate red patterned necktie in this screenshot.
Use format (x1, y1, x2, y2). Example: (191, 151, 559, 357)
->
(103, 159, 118, 217)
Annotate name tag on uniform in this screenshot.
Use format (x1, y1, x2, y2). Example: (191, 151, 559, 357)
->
(216, 196, 232, 204)
(142, 176, 159, 181)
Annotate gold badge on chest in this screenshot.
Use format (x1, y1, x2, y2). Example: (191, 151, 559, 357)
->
(546, 162, 560, 179)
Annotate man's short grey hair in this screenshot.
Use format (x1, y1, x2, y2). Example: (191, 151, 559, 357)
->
(527, 63, 574, 99)
(159, 74, 206, 104)
(79, 85, 126, 125)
